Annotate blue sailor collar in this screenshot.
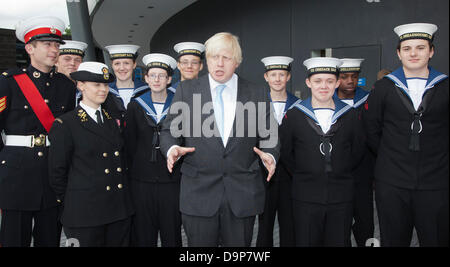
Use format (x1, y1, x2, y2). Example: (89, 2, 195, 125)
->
(108, 79, 149, 98)
(293, 95, 352, 124)
(386, 66, 448, 95)
(268, 91, 301, 113)
(333, 87, 369, 108)
(134, 89, 175, 124)
(168, 81, 180, 93)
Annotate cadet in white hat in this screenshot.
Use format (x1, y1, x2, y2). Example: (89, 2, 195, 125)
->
(256, 56, 298, 247)
(49, 61, 133, 246)
(124, 53, 181, 246)
(103, 44, 148, 131)
(279, 56, 366, 246)
(173, 42, 205, 84)
(56, 40, 88, 80)
(335, 58, 375, 247)
(364, 22, 448, 247)
(0, 16, 77, 247)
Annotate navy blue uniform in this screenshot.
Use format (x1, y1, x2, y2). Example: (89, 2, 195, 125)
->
(0, 66, 76, 246)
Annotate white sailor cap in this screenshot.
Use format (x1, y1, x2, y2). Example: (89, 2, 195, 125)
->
(70, 61, 115, 83)
(394, 23, 438, 42)
(339, 58, 364, 73)
(15, 16, 65, 44)
(142, 53, 177, 75)
(261, 56, 294, 72)
(59, 40, 88, 57)
(104, 44, 140, 60)
(303, 57, 343, 77)
(173, 42, 205, 59)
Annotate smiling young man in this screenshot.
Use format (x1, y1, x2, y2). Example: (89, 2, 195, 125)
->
(0, 16, 77, 247)
(256, 56, 298, 247)
(56, 40, 88, 81)
(364, 23, 449, 247)
(280, 57, 366, 246)
(173, 42, 205, 87)
(124, 53, 182, 247)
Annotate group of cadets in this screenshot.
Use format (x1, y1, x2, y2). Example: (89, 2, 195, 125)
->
(0, 15, 447, 247)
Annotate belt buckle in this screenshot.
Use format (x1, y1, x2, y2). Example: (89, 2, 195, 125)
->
(32, 134, 46, 147)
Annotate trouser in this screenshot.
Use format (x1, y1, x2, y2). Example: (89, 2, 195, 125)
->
(352, 175, 375, 247)
(63, 217, 131, 247)
(182, 195, 255, 247)
(130, 180, 181, 247)
(0, 206, 60, 247)
(292, 200, 353, 247)
(257, 179, 295, 247)
(375, 181, 449, 247)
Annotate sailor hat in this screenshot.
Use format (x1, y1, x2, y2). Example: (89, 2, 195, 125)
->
(105, 44, 140, 60)
(394, 23, 438, 42)
(261, 56, 294, 72)
(59, 40, 88, 57)
(15, 16, 65, 44)
(338, 58, 364, 73)
(142, 53, 177, 75)
(70, 61, 115, 83)
(173, 42, 205, 59)
(303, 57, 343, 77)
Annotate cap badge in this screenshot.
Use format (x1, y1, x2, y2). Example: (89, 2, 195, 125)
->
(50, 27, 56, 34)
(102, 67, 109, 80)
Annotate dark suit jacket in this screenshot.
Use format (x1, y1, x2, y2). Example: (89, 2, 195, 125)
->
(48, 105, 134, 228)
(160, 74, 280, 218)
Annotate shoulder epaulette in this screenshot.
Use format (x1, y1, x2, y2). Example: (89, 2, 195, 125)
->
(1, 68, 26, 78)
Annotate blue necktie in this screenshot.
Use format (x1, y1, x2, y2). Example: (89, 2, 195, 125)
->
(215, 84, 226, 139)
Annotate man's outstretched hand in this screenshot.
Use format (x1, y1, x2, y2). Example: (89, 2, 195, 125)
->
(253, 147, 276, 181)
(167, 146, 195, 173)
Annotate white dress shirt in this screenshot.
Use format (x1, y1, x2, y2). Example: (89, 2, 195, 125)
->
(118, 88, 134, 109)
(153, 102, 165, 124)
(406, 78, 427, 111)
(209, 73, 238, 147)
(79, 101, 103, 123)
(314, 108, 334, 134)
(272, 101, 286, 125)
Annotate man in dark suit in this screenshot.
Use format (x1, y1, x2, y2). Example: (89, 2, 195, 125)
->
(160, 32, 280, 247)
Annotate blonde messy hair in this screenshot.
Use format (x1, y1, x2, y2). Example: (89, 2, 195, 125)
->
(204, 32, 242, 64)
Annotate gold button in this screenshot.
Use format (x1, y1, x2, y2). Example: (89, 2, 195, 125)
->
(1, 160, 5, 164)
(57, 199, 61, 203)
(38, 152, 44, 157)
(103, 153, 108, 158)
(106, 186, 111, 191)
(24, 105, 29, 109)
(22, 68, 27, 72)
(46, 82, 50, 86)
(44, 99, 49, 103)
(105, 169, 110, 174)
(117, 184, 123, 189)
(117, 167, 122, 172)
(114, 151, 120, 156)
(61, 106, 65, 110)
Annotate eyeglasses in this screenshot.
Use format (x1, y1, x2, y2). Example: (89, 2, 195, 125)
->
(148, 73, 168, 80)
(179, 60, 201, 67)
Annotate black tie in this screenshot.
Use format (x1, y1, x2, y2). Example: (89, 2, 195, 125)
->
(95, 110, 103, 125)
